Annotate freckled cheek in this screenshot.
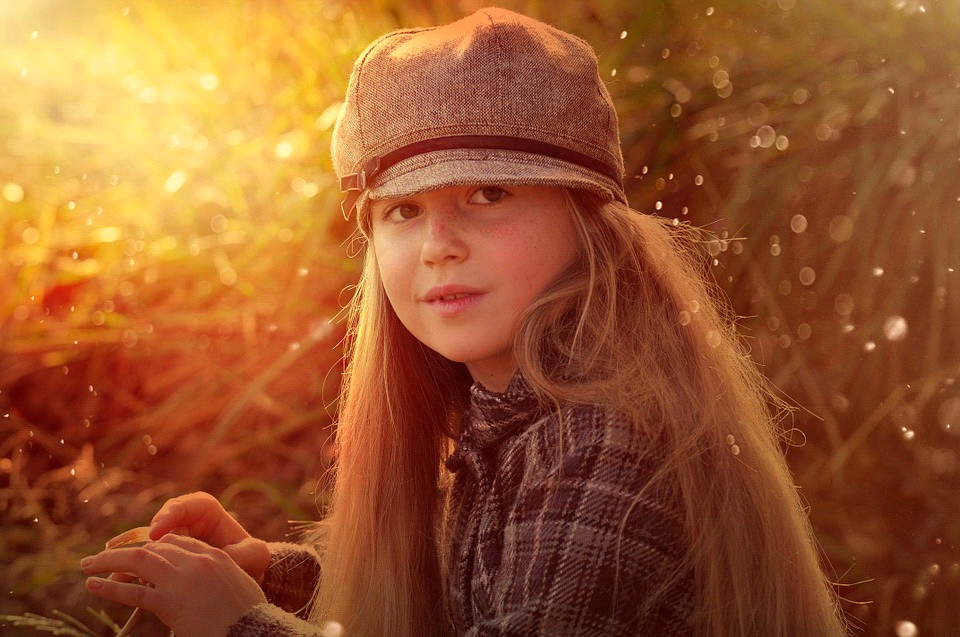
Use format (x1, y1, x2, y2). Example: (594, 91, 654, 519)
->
(493, 228, 550, 294)
(519, 232, 576, 295)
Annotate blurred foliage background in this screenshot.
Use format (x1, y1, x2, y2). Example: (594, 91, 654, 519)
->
(1, 0, 957, 635)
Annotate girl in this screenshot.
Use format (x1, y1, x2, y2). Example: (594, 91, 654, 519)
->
(81, 8, 849, 637)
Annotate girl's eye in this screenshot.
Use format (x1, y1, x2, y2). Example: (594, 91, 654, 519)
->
(467, 186, 510, 205)
(384, 202, 421, 222)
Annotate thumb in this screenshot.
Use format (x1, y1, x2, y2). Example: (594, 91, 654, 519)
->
(149, 492, 229, 542)
(223, 538, 271, 584)
(150, 500, 192, 540)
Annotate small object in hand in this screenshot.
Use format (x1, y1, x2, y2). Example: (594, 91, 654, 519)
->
(106, 525, 152, 549)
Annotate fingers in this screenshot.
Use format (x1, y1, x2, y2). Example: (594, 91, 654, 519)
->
(82, 544, 175, 585)
(82, 534, 236, 589)
(223, 537, 271, 583)
(85, 576, 158, 613)
(148, 492, 249, 549)
(82, 535, 208, 587)
(154, 532, 220, 553)
(108, 571, 140, 584)
(82, 534, 269, 636)
(149, 492, 221, 540)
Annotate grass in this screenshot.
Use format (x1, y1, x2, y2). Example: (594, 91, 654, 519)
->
(1, 0, 958, 635)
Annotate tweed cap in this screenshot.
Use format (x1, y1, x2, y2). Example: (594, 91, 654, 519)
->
(332, 7, 626, 219)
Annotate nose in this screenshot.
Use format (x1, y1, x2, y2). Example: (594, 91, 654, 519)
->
(419, 207, 468, 266)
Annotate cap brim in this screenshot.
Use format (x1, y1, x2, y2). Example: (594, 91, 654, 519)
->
(357, 148, 624, 216)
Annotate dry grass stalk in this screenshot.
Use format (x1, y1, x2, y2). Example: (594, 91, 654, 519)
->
(104, 526, 153, 637)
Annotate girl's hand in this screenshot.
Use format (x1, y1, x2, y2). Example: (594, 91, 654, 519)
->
(149, 491, 270, 583)
(81, 534, 267, 637)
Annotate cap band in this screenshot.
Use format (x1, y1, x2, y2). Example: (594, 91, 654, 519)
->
(339, 134, 622, 217)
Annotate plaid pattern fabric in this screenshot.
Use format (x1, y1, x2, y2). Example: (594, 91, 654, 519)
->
(443, 376, 694, 636)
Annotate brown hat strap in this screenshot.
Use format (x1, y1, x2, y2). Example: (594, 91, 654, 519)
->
(340, 135, 622, 217)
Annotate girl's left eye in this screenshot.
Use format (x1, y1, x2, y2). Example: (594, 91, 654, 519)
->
(467, 186, 510, 205)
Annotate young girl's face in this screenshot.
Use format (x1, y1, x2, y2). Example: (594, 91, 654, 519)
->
(370, 184, 578, 392)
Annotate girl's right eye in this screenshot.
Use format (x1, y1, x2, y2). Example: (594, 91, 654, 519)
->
(383, 202, 421, 222)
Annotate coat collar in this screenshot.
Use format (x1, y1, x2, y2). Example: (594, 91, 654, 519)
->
(447, 373, 547, 472)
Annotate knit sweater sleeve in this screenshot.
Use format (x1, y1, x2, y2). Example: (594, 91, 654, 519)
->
(227, 542, 325, 637)
(259, 542, 322, 613)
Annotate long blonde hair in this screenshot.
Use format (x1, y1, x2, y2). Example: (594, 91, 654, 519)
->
(310, 190, 847, 636)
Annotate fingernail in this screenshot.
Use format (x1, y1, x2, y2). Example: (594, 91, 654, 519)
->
(86, 577, 104, 590)
(80, 557, 93, 569)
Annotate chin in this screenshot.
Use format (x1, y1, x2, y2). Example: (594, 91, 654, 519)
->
(431, 349, 478, 364)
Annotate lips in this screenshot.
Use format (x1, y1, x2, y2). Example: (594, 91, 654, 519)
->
(423, 285, 482, 303)
(423, 285, 484, 317)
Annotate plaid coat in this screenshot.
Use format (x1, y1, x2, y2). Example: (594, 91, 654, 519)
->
(442, 376, 693, 635)
(229, 377, 693, 636)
